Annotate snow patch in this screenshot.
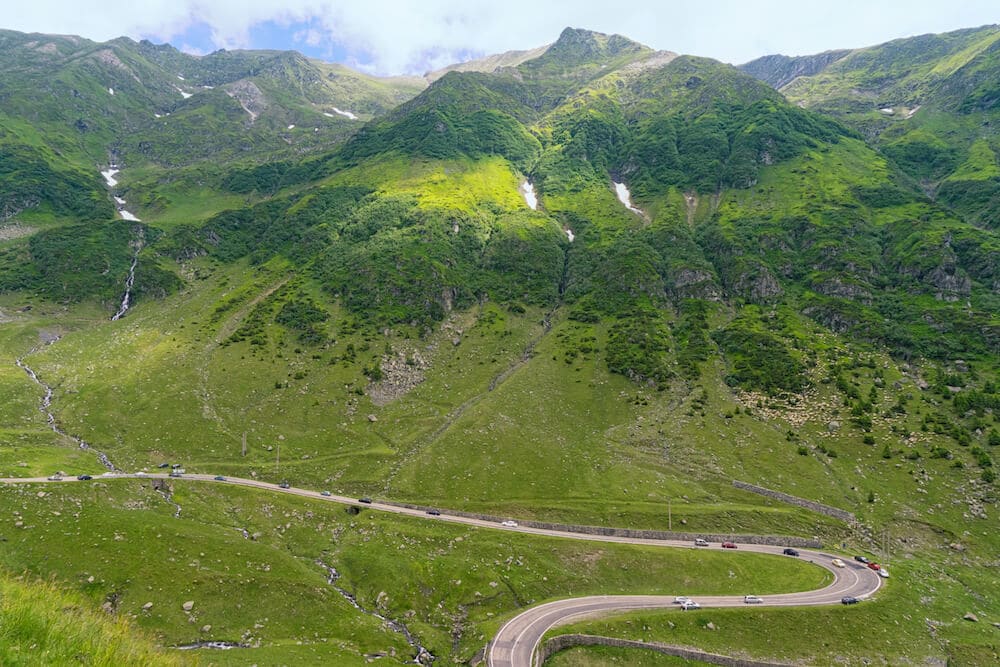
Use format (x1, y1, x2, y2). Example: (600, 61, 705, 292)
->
(176, 86, 191, 99)
(101, 169, 119, 188)
(119, 210, 140, 222)
(108, 87, 114, 95)
(154, 113, 162, 118)
(880, 107, 894, 114)
(520, 181, 538, 210)
(613, 181, 644, 216)
(202, 85, 214, 89)
(906, 105, 921, 119)
(177, 74, 185, 81)
(114, 196, 126, 205)
(287, 124, 296, 130)
(330, 107, 358, 120)
(565, 229, 575, 242)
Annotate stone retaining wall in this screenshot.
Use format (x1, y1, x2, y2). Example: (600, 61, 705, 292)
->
(537, 634, 790, 666)
(732, 480, 856, 524)
(379, 501, 822, 548)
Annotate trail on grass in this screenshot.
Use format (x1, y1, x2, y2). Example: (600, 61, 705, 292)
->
(196, 275, 291, 440)
(381, 311, 556, 493)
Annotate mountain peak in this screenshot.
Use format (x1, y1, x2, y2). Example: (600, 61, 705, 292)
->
(547, 27, 647, 61)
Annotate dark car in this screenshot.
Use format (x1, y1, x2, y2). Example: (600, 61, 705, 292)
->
(77, 474, 93, 481)
(783, 548, 800, 557)
(214, 475, 226, 481)
(157, 463, 170, 469)
(721, 541, 738, 549)
(171, 463, 182, 469)
(426, 509, 441, 516)
(278, 481, 290, 489)
(841, 596, 861, 605)
(854, 555, 870, 564)
(321, 490, 332, 497)
(358, 497, 372, 504)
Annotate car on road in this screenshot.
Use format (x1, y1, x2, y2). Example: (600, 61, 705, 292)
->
(426, 509, 441, 516)
(673, 596, 691, 605)
(47, 475, 62, 481)
(358, 497, 372, 504)
(854, 555, 870, 564)
(680, 600, 701, 610)
(721, 541, 738, 549)
(168, 471, 182, 477)
(694, 538, 709, 547)
(321, 490, 332, 497)
(278, 482, 290, 489)
(501, 520, 518, 527)
(782, 548, 800, 557)
(214, 475, 226, 481)
(831, 558, 846, 568)
(743, 595, 764, 604)
(867, 562, 881, 571)
(77, 474, 92, 481)
(841, 596, 861, 605)
(135, 471, 146, 476)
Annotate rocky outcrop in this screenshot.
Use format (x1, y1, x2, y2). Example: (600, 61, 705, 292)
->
(740, 50, 852, 90)
(225, 80, 267, 122)
(813, 277, 873, 304)
(733, 266, 783, 303)
(672, 268, 722, 301)
(927, 265, 971, 301)
(367, 348, 431, 406)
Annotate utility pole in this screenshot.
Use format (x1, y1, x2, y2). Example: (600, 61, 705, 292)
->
(276, 444, 280, 475)
(668, 498, 672, 531)
(241, 432, 247, 457)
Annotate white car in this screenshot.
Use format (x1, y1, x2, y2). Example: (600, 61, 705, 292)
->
(501, 520, 518, 527)
(694, 538, 709, 546)
(878, 569, 890, 578)
(680, 600, 701, 610)
(831, 558, 846, 568)
(673, 596, 691, 604)
(744, 595, 764, 604)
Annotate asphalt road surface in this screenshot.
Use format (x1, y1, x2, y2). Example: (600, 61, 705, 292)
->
(0, 473, 883, 667)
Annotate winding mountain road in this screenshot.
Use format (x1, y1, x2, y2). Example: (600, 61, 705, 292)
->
(0, 473, 882, 666)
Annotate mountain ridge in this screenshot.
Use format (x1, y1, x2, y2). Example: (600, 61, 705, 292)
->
(0, 22, 998, 667)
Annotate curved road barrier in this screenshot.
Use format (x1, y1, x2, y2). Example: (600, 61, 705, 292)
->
(0, 473, 882, 667)
(537, 634, 790, 667)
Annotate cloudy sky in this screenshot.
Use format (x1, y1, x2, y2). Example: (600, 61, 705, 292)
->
(7, 1, 999, 75)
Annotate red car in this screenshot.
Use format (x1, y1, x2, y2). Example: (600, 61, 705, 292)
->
(867, 562, 881, 571)
(722, 542, 738, 549)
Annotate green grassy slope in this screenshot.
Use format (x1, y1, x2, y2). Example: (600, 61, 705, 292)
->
(1, 25, 999, 666)
(0, 573, 186, 666)
(742, 24, 1000, 230)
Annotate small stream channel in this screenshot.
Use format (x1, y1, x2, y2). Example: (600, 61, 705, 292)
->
(111, 227, 144, 321)
(15, 344, 117, 471)
(318, 561, 435, 665)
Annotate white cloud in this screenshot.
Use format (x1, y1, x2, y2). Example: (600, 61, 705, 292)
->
(6, 1, 1000, 75)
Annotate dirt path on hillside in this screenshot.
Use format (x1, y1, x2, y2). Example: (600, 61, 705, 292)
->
(196, 275, 291, 440)
(381, 311, 556, 494)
